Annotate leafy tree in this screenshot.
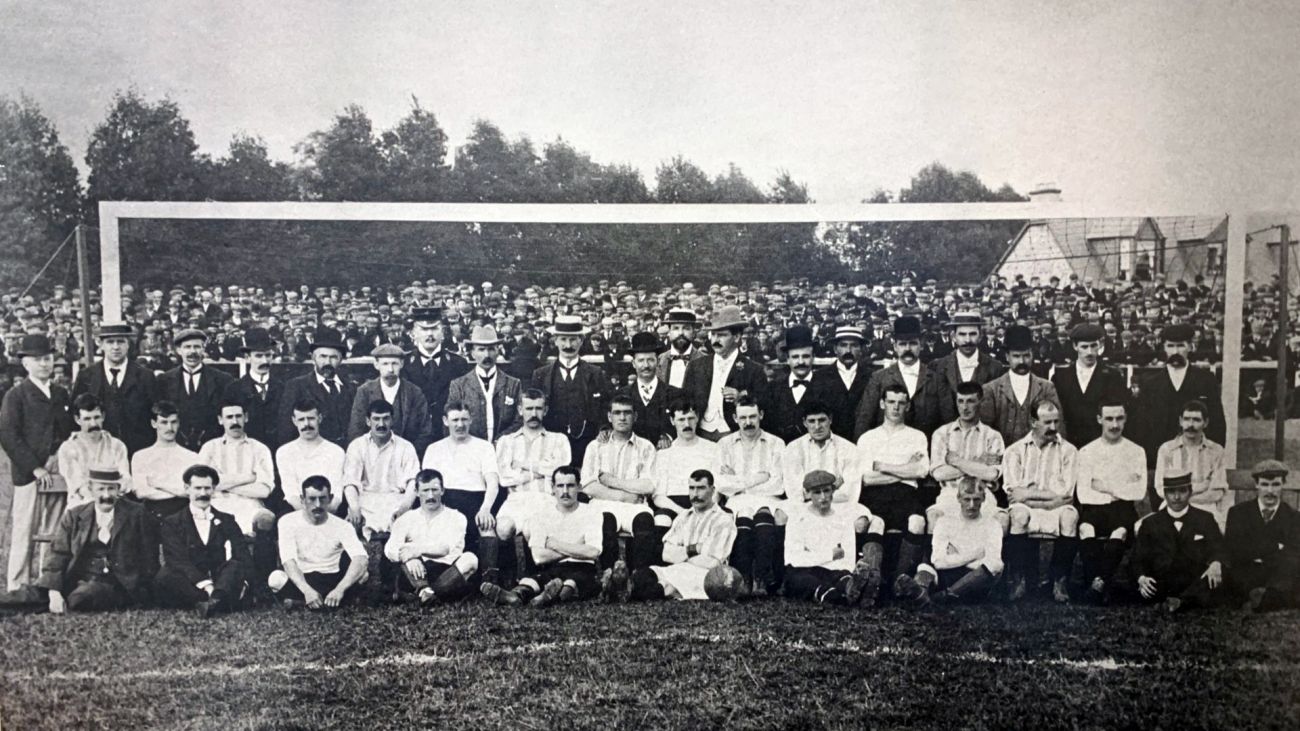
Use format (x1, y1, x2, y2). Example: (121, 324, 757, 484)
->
(654, 156, 713, 203)
(209, 133, 296, 201)
(380, 98, 450, 202)
(295, 104, 386, 201)
(86, 90, 209, 208)
(0, 96, 83, 286)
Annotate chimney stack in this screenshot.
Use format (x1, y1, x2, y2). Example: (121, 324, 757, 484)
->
(1029, 182, 1062, 203)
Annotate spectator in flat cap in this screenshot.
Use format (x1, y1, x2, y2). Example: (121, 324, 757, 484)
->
(1051, 323, 1128, 448)
(447, 326, 521, 443)
(155, 328, 236, 451)
(618, 332, 683, 449)
(401, 306, 471, 449)
(978, 325, 1065, 448)
(656, 308, 707, 389)
(279, 327, 356, 449)
(1134, 323, 1225, 469)
(808, 325, 874, 442)
(1134, 471, 1225, 612)
(930, 311, 1006, 399)
(1154, 400, 1229, 530)
(222, 327, 288, 452)
(854, 316, 951, 440)
(72, 322, 156, 456)
(38, 467, 158, 614)
(348, 342, 433, 448)
(1225, 460, 1300, 611)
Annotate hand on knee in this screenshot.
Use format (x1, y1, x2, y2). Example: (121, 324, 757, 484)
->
(1078, 523, 1096, 541)
(907, 515, 926, 535)
(454, 553, 479, 576)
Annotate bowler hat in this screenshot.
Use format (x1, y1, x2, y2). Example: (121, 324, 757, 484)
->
(892, 316, 922, 339)
(628, 332, 665, 354)
(310, 327, 346, 353)
(1004, 325, 1034, 351)
(240, 328, 276, 354)
(782, 325, 816, 351)
(1162, 323, 1195, 343)
(15, 333, 55, 357)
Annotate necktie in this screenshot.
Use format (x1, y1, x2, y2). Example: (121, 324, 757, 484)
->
(562, 365, 577, 382)
(480, 375, 494, 391)
(672, 354, 690, 362)
(109, 368, 121, 390)
(1263, 509, 1275, 524)
(186, 371, 196, 395)
(325, 380, 338, 396)
(256, 382, 267, 400)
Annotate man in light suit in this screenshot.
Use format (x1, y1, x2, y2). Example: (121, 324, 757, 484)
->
(808, 325, 874, 442)
(155, 328, 236, 452)
(348, 343, 432, 446)
(0, 334, 75, 593)
(532, 315, 609, 465)
(979, 325, 1064, 448)
(656, 308, 707, 389)
(854, 316, 950, 440)
(153, 464, 249, 617)
(448, 327, 521, 443)
(279, 327, 356, 449)
(683, 306, 769, 442)
(71, 322, 155, 456)
(929, 311, 1006, 401)
(621, 332, 684, 449)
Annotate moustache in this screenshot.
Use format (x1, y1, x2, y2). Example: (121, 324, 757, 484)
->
(87, 426, 102, 432)
(838, 352, 856, 365)
(1012, 364, 1031, 375)
(1167, 354, 1188, 368)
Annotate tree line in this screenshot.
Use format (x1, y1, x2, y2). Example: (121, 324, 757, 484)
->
(0, 91, 1025, 290)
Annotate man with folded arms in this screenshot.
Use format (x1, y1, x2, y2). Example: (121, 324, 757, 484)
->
(625, 469, 736, 602)
(1003, 400, 1078, 603)
(582, 395, 659, 574)
(895, 477, 1003, 608)
(715, 395, 787, 595)
(783, 400, 862, 506)
(276, 399, 346, 515)
(59, 393, 132, 510)
(343, 399, 421, 540)
(928, 381, 1006, 532)
(650, 399, 719, 528)
(153, 464, 249, 617)
(1074, 399, 1147, 603)
(384, 469, 478, 607)
(494, 389, 571, 583)
(269, 475, 370, 610)
(1154, 400, 1230, 530)
(132, 401, 201, 520)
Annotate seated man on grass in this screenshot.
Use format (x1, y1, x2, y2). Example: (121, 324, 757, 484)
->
(269, 475, 370, 610)
(782, 470, 885, 607)
(895, 477, 1004, 608)
(480, 465, 603, 607)
(621, 469, 737, 602)
(383, 469, 479, 607)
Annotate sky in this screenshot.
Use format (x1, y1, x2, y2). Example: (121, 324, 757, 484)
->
(2, 0, 1299, 211)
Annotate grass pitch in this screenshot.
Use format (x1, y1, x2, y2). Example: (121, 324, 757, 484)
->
(1, 599, 1298, 730)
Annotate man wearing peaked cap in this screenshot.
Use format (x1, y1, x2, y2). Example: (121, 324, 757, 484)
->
(531, 315, 607, 465)
(1134, 321, 1225, 469)
(808, 325, 875, 442)
(854, 316, 949, 439)
(278, 327, 356, 449)
(684, 305, 769, 441)
(1, 333, 76, 593)
(448, 326, 522, 443)
(1051, 322, 1128, 448)
(619, 331, 684, 449)
(221, 328, 288, 451)
(1225, 459, 1300, 611)
(1134, 471, 1226, 612)
(978, 324, 1065, 448)
(931, 311, 1005, 402)
(401, 305, 470, 450)
(155, 327, 236, 452)
(656, 308, 707, 389)
(72, 322, 156, 456)
(782, 469, 886, 606)
(348, 342, 433, 447)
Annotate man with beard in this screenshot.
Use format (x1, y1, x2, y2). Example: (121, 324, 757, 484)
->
(716, 396, 787, 595)
(1154, 400, 1229, 529)
(72, 322, 155, 455)
(650, 399, 719, 527)
(766, 326, 817, 443)
(656, 308, 707, 389)
(276, 400, 346, 514)
(153, 464, 249, 617)
(384, 469, 479, 606)
(621, 332, 684, 449)
(58, 394, 132, 510)
(784, 400, 862, 505)
(532, 315, 608, 466)
(39, 467, 157, 614)
(1134, 472, 1225, 612)
(494, 390, 572, 583)
(809, 326, 873, 442)
(156, 329, 235, 451)
(854, 316, 949, 439)
(1003, 401, 1079, 603)
(623, 469, 737, 602)
(1074, 399, 1147, 603)
(1135, 324, 1226, 471)
(132, 401, 201, 520)
(1052, 324, 1128, 447)
(279, 327, 356, 449)
(684, 306, 769, 442)
(930, 312, 1005, 401)
(348, 343, 433, 446)
(895, 478, 1004, 608)
(447, 327, 521, 443)
(1225, 459, 1300, 611)
(979, 325, 1065, 447)
(222, 328, 287, 451)
(268, 475, 370, 610)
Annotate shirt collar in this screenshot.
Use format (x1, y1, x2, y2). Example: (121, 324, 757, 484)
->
(836, 361, 856, 375)
(955, 350, 979, 366)
(190, 505, 212, 521)
(898, 361, 920, 376)
(1167, 506, 1190, 519)
(477, 366, 497, 379)
(315, 372, 339, 387)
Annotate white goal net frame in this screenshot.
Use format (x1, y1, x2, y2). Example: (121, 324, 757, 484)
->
(97, 200, 1250, 465)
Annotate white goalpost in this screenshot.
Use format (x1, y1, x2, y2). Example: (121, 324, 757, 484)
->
(96, 200, 1249, 466)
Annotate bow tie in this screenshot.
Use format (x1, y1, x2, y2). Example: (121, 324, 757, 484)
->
(792, 378, 810, 388)
(671, 354, 691, 362)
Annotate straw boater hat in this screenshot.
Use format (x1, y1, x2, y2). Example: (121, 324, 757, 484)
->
(547, 315, 590, 336)
(706, 305, 748, 331)
(96, 322, 136, 339)
(468, 326, 503, 346)
(947, 311, 983, 329)
(832, 325, 866, 343)
(664, 308, 699, 326)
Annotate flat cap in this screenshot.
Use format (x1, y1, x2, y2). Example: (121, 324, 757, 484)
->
(371, 344, 406, 359)
(173, 328, 207, 346)
(1251, 459, 1290, 480)
(1070, 323, 1106, 343)
(802, 469, 838, 492)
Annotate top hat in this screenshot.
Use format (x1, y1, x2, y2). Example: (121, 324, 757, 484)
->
(310, 327, 346, 353)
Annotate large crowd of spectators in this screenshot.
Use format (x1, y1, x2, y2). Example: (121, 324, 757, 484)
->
(0, 269, 1292, 390)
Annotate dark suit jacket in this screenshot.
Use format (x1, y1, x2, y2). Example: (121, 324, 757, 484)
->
(621, 380, 685, 446)
(401, 350, 471, 441)
(1134, 506, 1224, 582)
(446, 370, 522, 443)
(1051, 362, 1128, 447)
(532, 361, 610, 439)
(0, 378, 74, 485)
(809, 363, 874, 441)
(656, 349, 708, 388)
(223, 374, 288, 451)
(1225, 500, 1300, 572)
(853, 363, 949, 440)
(279, 373, 357, 449)
(682, 353, 769, 434)
(1135, 366, 1226, 467)
(765, 376, 810, 444)
(159, 506, 248, 587)
(36, 499, 158, 600)
(978, 372, 1064, 447)
(155, 366, 237, 452)
(347, 377, 434, 449)
(72, 361, 155, 455)
(931, 350, 1007, 395)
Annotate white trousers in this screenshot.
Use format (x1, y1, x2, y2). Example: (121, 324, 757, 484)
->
(7, 482, 62, 591)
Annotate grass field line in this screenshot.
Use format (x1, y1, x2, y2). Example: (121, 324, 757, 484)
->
(6, 630, 1293, 683)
